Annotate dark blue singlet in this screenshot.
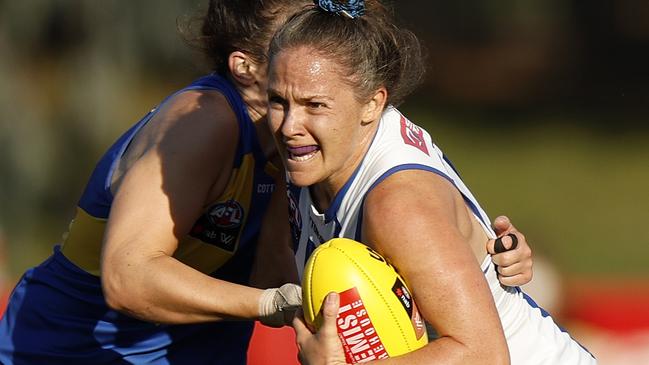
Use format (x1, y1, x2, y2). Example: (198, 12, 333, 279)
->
(0, 74, 277, 364)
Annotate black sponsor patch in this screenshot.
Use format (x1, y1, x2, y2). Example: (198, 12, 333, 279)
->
(392, 277, 414, 318)
(190, 200, 244, 252)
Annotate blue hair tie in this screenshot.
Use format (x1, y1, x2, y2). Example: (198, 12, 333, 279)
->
(315, 0, 365, 19)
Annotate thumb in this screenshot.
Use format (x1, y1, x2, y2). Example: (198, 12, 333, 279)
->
(492, 215, 513, 236)
(319, 292, 340, 338)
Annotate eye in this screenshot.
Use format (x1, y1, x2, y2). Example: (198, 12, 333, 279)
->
(268, 95, 286, 108)
(307, 101, 326, 109)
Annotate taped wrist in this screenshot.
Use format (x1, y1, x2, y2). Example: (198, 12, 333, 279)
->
(258, 283, 302, 327)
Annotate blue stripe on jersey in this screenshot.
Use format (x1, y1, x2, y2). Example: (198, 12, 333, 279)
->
(360, 163, 490, 229)
(354, 212, 364, 242)
(324, 158, 365, 224)
(442, 154, 462, 178)
(519, 287, 554, 321)
(324, 116, 384, 224)
(78, 74, 259, 219)
(518, 287, 596, 359)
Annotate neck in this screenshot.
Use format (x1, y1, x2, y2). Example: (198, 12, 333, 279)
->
(310, 118, 381, 212)
(232, 80, 276, 160)
(253, 116, 279, 161)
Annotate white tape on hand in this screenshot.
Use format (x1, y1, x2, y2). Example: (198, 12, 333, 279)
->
(258, 283, 302, 327)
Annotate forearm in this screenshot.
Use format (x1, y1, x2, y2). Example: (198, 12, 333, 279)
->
(370, 336, 509, 365)
(103, 253, 263, 324)
(249, 177, 299, 288)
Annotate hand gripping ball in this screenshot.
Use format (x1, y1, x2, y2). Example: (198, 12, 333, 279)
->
(302, 238, 428, 363)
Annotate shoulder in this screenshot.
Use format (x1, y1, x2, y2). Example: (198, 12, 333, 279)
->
(158, 89, 239, 137)
(125, 87, 241, 178)
(364, 168, 460, 223)
(135, 89, 240, 161)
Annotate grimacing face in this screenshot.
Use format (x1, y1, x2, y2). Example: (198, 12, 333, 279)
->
(267, 45, 381, 202)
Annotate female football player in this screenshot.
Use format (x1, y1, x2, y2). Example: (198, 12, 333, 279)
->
(266, 0, 597, 364)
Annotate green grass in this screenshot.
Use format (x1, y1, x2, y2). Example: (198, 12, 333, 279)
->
(405, 108, 649, 276)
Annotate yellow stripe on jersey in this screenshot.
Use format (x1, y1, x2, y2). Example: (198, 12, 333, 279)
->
(60, 208, 106, 276)
(62, 153, 258, 276)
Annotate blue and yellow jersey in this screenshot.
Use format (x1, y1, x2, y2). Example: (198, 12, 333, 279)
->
(61, 74, 278, 282)
(0, 74, 278, 364)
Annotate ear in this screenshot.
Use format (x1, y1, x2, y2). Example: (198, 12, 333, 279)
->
(361, 87, 388, 125)
(228, 51, 257, 86)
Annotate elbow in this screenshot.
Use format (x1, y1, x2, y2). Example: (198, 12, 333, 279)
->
(454, 338, 510, 365)
(476, 343, 510, 365)
(102, 269, 130, 312)
(490, 351, 510, 365)
(101, 263, 147, 316)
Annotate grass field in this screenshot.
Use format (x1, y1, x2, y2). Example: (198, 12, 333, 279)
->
(404, 107, 649, 277)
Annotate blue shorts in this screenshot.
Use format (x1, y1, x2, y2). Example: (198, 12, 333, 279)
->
(0, 246, 253, 364)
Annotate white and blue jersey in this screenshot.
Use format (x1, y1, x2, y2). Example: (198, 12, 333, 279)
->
(289, 106, 597, 364)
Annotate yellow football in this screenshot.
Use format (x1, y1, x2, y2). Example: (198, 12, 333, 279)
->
(302, 238, 428, 363)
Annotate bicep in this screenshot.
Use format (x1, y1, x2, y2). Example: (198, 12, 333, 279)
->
(361, 170, 503, 342)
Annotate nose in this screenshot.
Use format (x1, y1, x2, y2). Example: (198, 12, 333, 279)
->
(280, 107, 305, 138)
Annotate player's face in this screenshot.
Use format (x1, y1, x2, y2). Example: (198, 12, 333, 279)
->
(267, 46, 379, 200)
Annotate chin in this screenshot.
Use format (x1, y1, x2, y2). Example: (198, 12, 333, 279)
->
(286, 171, 319, 187)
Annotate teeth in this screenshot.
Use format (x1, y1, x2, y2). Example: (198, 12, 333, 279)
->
(290, 150, 318, 162)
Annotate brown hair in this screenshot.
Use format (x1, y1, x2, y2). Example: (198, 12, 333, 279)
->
(268, 0, 426, 107)
(180, 0, 312, 75)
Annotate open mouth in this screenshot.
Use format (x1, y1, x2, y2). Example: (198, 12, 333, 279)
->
(287, 145, 320, 162)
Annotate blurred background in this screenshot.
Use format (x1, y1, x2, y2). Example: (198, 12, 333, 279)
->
(0, 1, 648, 363)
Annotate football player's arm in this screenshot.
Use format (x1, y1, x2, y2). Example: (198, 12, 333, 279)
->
(293, 169, 510, 364)
(362, 170, 509, 364)
(101, 91, 297, 326)
(250, 178, 299, 288)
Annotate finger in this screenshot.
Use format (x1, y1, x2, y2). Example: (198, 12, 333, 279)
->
(490, 250, 518, 267)
(496, 233, 518, 253)
(493, 239, 531, 268)
(495, 259, 533, 285)
(319, 292, 340, 338)
(492, 247, 531, 268)
(487, 233, 518, 255)
(292, 312, 312, 339)
(495, 261, 524, 277)
(494, 233, 518, 253)
(294, 307, 314, 332)
(497, 273, 532, 287)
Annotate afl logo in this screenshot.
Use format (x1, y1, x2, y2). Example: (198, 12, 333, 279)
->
(207, 200, 243, 228)
(191, 200, 244, 252)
